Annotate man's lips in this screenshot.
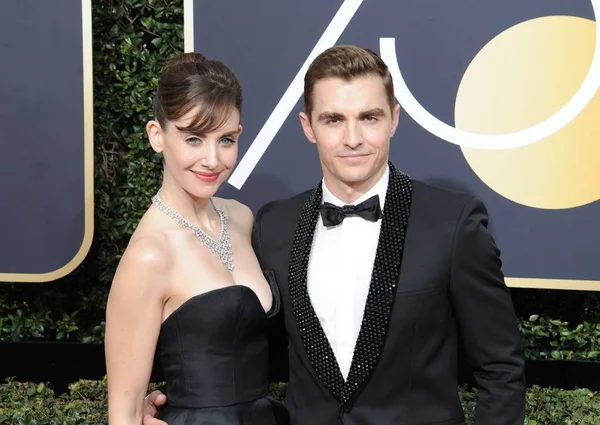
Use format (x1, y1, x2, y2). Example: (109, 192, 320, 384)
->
(339, 153, 371, 160)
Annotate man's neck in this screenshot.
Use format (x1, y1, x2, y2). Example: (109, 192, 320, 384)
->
(323, 165, 388, 204)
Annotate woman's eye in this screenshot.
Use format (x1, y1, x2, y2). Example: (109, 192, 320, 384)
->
(220, 137, 236, 145)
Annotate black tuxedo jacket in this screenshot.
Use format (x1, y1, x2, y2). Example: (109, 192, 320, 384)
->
(252, 164, 525, 425)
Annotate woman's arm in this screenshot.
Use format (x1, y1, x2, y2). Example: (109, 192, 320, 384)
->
(105, 237, 169, 425)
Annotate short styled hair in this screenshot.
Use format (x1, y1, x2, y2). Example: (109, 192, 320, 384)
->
(303, 45, 394, 120)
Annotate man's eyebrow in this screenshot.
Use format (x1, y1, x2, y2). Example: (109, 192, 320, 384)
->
(317, 111, 345, 122)
(359, 108, 386, 118)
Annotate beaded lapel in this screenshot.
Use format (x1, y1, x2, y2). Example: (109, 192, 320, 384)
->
(287, 162, 413, 404)
(340, 164, 412, 404)
(288, 184, 346, 400)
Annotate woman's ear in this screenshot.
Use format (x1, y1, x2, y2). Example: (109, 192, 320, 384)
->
(147, 120, 164, 153)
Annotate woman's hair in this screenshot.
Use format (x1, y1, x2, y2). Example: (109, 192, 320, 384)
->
(154, 53, 242, 134)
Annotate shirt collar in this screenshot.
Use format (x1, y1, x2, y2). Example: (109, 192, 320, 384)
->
(321, 165, 389, 210)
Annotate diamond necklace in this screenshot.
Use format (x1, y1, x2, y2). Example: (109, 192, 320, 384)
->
(151, 191, 234, 271)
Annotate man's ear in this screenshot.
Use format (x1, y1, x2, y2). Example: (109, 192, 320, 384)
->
(390, 103, 400, 137)
(299, 112, 317, 144)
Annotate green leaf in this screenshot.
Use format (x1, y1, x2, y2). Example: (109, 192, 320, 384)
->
(109, 24, 120, 37)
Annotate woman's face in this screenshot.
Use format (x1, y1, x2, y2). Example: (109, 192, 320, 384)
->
(148, 107, 242, 199)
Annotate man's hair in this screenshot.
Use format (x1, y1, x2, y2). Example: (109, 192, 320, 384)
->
(303, 45, 394, 120)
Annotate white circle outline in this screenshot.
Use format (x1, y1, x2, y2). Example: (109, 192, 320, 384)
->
(379, 3, 600, 150)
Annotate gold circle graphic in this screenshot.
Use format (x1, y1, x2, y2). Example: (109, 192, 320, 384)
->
(455, 16, 600, 209)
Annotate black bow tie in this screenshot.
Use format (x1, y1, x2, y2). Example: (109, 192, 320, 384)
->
(319, 195, 383, 227)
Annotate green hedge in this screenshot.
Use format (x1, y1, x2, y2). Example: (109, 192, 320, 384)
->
(520, 315, 600, 361)
(1, 379, 599, 425)
(0, 0, 599, 357)
(2, 312, 600, 363)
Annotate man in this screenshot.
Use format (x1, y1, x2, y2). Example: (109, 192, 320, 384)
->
(144, 45, 526, 425)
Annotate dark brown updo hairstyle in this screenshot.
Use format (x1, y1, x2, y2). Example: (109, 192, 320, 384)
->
(154, 53, 243, 134)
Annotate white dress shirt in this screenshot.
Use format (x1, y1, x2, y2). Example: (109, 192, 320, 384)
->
(307, 166, 389, 380)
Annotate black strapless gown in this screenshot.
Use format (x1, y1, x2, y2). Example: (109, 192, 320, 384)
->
(157, 284, 289, 424)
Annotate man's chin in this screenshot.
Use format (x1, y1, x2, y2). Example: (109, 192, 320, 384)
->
(337, 172, 373, 186)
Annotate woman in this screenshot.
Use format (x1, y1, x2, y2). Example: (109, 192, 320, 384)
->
(105, 52, 288, 425)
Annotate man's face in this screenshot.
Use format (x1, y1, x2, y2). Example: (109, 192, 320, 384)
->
(300, 75, 400, 198)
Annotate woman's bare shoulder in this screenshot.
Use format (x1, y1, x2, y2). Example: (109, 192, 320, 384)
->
(110, 216, 174, 299)
(213, 197, 253, 233)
